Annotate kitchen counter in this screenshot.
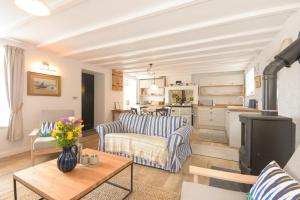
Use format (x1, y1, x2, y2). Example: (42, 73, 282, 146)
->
(194, 104, 243, 108)
(227, 106, 260, 113)
(196, 105, 227, 108)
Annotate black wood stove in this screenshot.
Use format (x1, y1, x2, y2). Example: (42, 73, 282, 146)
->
(239, 114, 295, 175)
(239, 33, 300, 176)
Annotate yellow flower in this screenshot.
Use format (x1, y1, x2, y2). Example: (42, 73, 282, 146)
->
(56, 121, 63, 128)
(51, 130, 57, 138)
(75, 127, 81, 133)
(67, 131, 73, 140)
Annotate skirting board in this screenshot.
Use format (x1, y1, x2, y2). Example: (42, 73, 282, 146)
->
(0, 145, 30, 159)
(192, 143, 239, 161)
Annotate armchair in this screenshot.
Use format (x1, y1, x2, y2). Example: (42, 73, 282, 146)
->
(181, 145, 300, 199)
(29, 110, 74, 165)
(181, 165, 258, 200)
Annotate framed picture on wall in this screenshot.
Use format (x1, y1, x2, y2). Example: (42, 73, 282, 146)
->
(255, 75, 261, 88)
(27, 72, 61, 96)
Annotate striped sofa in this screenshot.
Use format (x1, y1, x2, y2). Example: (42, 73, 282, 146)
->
(96, 113, 192, 173)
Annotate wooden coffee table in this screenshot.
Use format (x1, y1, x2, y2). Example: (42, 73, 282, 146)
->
(13, 148, 133, 200)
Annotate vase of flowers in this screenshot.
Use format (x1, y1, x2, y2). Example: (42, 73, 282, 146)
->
(51, 117, 83, 173)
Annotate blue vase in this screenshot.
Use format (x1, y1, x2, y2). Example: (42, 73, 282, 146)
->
(57, 145, 78, 173)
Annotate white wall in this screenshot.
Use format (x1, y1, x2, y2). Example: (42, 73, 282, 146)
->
(0, 48, 123, 158)
(245, 10, 300, 146)
(166, 75, 192, 85)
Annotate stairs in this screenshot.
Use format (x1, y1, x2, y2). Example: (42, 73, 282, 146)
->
(190, 128, 239, 161)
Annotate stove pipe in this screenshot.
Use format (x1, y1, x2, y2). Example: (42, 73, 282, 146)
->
(262, 34, 300, 116)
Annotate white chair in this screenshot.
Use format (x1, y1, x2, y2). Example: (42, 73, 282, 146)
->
(181, 145, 300, 200)
(29, 110, 74, 165)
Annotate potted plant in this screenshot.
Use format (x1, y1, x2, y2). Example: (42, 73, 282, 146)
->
(51, 117, 83, 172)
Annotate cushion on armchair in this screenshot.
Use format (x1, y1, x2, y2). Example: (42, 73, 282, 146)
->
(33, 137, 56, 150)
(40, 121, 56, 137)
(248, 161, 300, 200)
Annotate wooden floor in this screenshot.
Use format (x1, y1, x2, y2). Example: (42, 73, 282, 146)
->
(0, 133, 239, 197)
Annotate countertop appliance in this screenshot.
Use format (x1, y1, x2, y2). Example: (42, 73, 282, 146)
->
(247, 99, 257, 108)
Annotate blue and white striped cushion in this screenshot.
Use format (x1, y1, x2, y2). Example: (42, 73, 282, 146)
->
(40, 121, 56, 137)
(119, 113, 148, 134)
(248, 161, 300, 200)
(145, 115, 187, 138)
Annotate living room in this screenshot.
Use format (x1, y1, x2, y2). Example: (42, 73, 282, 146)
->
(1, 0, 300, 199)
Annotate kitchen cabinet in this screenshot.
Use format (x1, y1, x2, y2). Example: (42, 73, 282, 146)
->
(196, 107, 210, 127)
(139, 79, 151, 88)
(138, 77, 166, 104)
(196, 107, 225, 128)
(225, 109, 260, 148)
(211, 108, 225, 126)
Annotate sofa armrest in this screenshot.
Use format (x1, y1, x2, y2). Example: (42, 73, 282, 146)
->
(29, 128, 40, 137)
(167, 125, 192, 150)
(189, 165, 258, 185)
(96, 121, 122, 135)
(96, 121, 122, 151)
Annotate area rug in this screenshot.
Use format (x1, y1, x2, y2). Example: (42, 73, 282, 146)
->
(0, 168, 179, 200)
(196, 128, 227, 144)
(191, 143, 239, 161)
(209, 166, 250, 193)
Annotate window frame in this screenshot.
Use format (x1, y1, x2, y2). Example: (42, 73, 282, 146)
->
(245, 67, 255, 97)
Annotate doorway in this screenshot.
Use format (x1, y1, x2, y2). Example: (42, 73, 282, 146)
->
(82, 72, 94, 131)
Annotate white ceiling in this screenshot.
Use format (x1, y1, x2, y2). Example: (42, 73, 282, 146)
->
(1, 0, 300, 76)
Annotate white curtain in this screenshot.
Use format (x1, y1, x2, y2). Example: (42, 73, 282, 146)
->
(4, 45, 25, 142)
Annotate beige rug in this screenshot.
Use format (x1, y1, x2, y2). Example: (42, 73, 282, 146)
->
(192, 143, 239, 161)
(195, 129, 228, 144)
(0, 167, 179, 200)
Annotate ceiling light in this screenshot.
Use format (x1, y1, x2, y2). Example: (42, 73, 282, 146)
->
(15, 0, 51, 16)
(148, 63, 159, 92)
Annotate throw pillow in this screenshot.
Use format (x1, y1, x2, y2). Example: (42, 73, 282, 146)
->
(40, 121, 56, 137)
(248, 161, 300, 200)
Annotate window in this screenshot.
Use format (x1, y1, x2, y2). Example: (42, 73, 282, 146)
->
(124, 78, 137, 109)
(246, 67, 255, 96)
(0, 47, 10, 127)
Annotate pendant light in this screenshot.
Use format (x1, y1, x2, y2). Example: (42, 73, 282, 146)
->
(15, 0, 51, 16)
(149, 63, 158, 91)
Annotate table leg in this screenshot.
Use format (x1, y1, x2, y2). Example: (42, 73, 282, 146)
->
(130, 163, 133, 192)
(13, 178, 17, 200)
(120, 164, 133, 200)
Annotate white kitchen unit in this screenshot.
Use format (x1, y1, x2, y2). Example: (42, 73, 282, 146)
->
(196, 107, 225, 128)
(170, 106, 192, 125)
(225, 109, 260, 148)
(138, 77, 166, 105)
